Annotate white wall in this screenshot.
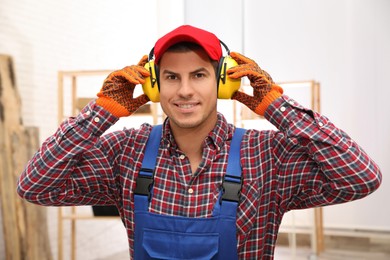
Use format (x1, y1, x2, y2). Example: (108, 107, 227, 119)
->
(185, 0, 390, 231)
(0, 0, 160, 142)
(0, 0, 175, 259)
(1, 0, 389, 259)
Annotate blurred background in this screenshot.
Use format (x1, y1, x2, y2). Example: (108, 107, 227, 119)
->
(1, 0, 389, 259)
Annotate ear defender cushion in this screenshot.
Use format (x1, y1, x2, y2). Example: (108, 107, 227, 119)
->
(142, 60, 160, 102)
(217, 56, 241, 99)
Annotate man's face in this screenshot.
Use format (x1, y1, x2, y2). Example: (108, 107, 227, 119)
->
(158, 48, 218, 131)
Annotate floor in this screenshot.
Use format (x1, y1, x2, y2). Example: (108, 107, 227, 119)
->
(97, 234, 390, 260)
(98, 247, 390, 260)
(274, 247, 390, 260)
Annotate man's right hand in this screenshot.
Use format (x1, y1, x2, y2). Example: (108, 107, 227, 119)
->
(96, 55, 151, 117)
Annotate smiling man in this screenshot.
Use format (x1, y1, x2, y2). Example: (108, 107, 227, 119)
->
(17, 25, 382, 259)
(158, 43, 219, 173)
(159, 46, 218, 128)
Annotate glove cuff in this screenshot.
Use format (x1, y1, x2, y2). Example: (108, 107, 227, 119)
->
(96, 94, 130, 118)
(254, 85, 283, 116)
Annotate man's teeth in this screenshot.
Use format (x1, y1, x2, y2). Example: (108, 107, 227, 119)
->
(179, 104, 195, 108)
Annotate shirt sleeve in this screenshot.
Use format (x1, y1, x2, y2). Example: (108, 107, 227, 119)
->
(16, 101, 126, 206)
(264, 95, 382, 212)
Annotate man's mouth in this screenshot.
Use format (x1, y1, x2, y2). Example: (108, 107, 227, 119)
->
(174, 102, 200, 113)
(177, 104, 196, 109)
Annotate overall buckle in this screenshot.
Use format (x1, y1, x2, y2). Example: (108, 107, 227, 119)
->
(221, 174, 242, 202)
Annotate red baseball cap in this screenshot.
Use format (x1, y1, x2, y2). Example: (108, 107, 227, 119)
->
(153, 25, 222, 64)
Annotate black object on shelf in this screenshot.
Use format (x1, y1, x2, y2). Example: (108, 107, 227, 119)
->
(92, 205, 120, 216)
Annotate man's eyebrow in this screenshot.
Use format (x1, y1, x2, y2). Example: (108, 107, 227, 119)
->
(161, 67, 211, 75)
(161, 69, 177, 75)
(190, 67, 211, 75)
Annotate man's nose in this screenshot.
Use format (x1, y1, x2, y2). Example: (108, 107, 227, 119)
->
(177, 79, 194, 97)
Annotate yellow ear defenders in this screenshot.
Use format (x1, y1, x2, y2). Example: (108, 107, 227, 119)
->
(142, 52, 160, 102)
(142, 41, 241, 102)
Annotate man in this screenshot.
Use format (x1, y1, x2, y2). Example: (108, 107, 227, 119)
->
(17, 25, 382, 259)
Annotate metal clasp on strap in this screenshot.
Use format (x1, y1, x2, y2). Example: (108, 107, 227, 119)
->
(221, 174, 242, 203)
(135, 169, 154, 201)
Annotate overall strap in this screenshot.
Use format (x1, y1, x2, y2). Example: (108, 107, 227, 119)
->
(222, 128, 246, 201)
(134, 125, 163, 211)
(139, 124, 163, 176)
(217, 128, 246, 217)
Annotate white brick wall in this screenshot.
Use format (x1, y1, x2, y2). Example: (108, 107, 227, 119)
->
(1, 0, 159, 143)
(1, 0, 161, 259)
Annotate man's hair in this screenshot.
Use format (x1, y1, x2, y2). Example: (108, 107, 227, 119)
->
(164, 42, 220, 76)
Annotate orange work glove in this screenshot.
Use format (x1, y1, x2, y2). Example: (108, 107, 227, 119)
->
(96, 55, 150, 117)
(227, 52, 283, 116)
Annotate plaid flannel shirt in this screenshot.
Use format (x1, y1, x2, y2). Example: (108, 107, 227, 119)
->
(18, 95, 381, 259)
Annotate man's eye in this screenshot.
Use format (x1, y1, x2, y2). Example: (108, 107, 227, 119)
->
(166, 75, 177, 80)
(194, 73, 205, 78)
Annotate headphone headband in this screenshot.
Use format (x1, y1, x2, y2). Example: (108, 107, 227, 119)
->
(219, 40, 230, 55)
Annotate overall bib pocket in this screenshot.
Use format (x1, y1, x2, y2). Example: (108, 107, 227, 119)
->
(142, 228, 219, 260)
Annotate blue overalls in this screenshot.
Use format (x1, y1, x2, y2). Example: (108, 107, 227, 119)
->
(134, 125, 245, 259)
